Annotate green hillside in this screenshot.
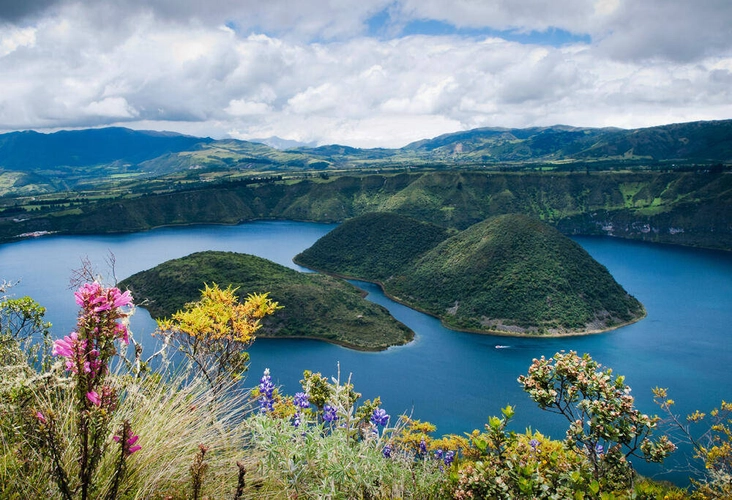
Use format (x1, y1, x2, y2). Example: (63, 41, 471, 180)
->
(294, 212, 452, 281)
(118, 251, 413, 351)
(297, 214, 645, 335)
(2, 170, 730, 251)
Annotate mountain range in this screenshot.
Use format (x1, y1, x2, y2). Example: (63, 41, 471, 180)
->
(1, 119, 730, 179)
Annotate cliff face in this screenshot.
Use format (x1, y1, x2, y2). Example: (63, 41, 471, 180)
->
(3, 171, 730, 251)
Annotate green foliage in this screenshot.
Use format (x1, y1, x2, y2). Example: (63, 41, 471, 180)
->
(120, 251, 413, 351)
(295, 212, 451, 282)
(0, 287, 52, 368)
(247, 367, 447, 498)
(454, 428, 593, 499)
(0, 295, 51, 342)
(298, 213, 644, 335)
(0, 286, 713, 499)
(519, 351, 676, 491)
(4, 170, 731, 252)
(0, 326, 263, 498)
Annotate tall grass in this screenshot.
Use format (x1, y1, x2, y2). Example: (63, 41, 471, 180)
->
(1, 333, 264, 499)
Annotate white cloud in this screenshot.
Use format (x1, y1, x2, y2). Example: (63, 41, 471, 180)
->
(84, 97, 138, 118)
(225, 99, 271, 116)
(0, 25, 36, 57)
(0, 1, 731, 146)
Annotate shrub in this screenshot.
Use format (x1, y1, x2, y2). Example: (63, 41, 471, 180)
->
(654, 387, 732, 499)
(518, 351, 676, 491)
(156, 283, 278, 392)
(246, 366, 449, 498)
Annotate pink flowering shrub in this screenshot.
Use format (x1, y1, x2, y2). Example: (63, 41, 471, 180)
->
(36, 282, 139, 500)
(518, 351, 676, 491)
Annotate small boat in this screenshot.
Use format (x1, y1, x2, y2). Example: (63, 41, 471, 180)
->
(495, 345, 510, 349)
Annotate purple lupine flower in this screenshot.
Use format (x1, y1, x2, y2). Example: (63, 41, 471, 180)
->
(370, 407, 389, 427)
(323, 404, 338, 422)
(259, 368, 275, 413)
(419, 438, 427, 455)
(292, 412, 302, 428)
(595, 443, 604, 456)
(382, 443, 392, 458)
(294, 392, 309, 409)
(444, 450, 455, 466)
(530, 438, 540, 451)
(434, 449, 444, 460)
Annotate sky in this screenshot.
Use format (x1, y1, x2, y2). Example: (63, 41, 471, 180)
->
(0, 0, 731, 148)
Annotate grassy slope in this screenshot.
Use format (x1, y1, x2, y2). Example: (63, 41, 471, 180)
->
(118, 251, 413, 351)
(390, 214, 645, 334)
(296, 213, 644, 335)
(294, 212, 452, 282)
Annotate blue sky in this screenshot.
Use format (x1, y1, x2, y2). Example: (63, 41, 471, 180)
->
(367, 12, 592, 46)
(0, 0, 730, 147)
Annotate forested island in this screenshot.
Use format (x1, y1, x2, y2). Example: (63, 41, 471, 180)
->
(119, 251, 413, 350)
(296, 213, 645, 336)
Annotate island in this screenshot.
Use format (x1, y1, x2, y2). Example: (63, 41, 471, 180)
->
(118, 251, 414, 351)
(295, 213, 646, 336)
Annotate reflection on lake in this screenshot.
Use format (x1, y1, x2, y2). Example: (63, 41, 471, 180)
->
(1, 221, 730, 483)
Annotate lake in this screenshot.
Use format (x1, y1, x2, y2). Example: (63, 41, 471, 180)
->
(1, 220, 730, 483)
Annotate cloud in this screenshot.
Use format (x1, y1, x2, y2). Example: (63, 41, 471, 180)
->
(84, 97, 138, 118)
(0, 25, 36, 57)
(0, 0, 62, 22)
(594, 0, 732, 62)
(0, 1, 730, 147)
(225, 99, 272, 116)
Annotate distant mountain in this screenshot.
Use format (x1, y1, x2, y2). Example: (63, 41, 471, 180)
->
(250, 136, 318, 150)
(403, 120, 732, 163)
(296, 213, 645, 335)
(0, 127, 213, 170)
(1, 120, 730, 176)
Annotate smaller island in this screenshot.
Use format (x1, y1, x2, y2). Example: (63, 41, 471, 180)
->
(119, 251, 414, 351)
(295, 213, 646, 336)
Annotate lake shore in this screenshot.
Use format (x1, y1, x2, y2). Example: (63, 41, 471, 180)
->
(293, 257, 647, 339)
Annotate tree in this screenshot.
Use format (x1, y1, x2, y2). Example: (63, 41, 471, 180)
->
(0, 281, 52, 366)
(518, 351, 676, 489)
(156, 283, 279, 391)
(654, 387, 732, 498)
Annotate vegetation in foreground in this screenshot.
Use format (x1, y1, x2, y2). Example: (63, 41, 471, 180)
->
(297, 213, 645, 335)
(119, 251, 413, 351)
(2, 278, 731, 498)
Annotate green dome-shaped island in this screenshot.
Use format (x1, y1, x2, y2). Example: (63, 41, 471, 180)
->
(119, 251, 413, 351)
(295, 213, 645, 336)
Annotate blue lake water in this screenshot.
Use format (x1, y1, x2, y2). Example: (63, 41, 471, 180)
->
(1, 221, 730, 484)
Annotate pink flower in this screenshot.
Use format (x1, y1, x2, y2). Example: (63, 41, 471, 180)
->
(74, 282, 103, 307)
(113, 433, 141, 455)
(113, 289, 133, 308)
(36, 411, 46, 423)
(115, 323, 129, 344)
(52, 332, 77, 358)
(86, 391, 101, 406)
